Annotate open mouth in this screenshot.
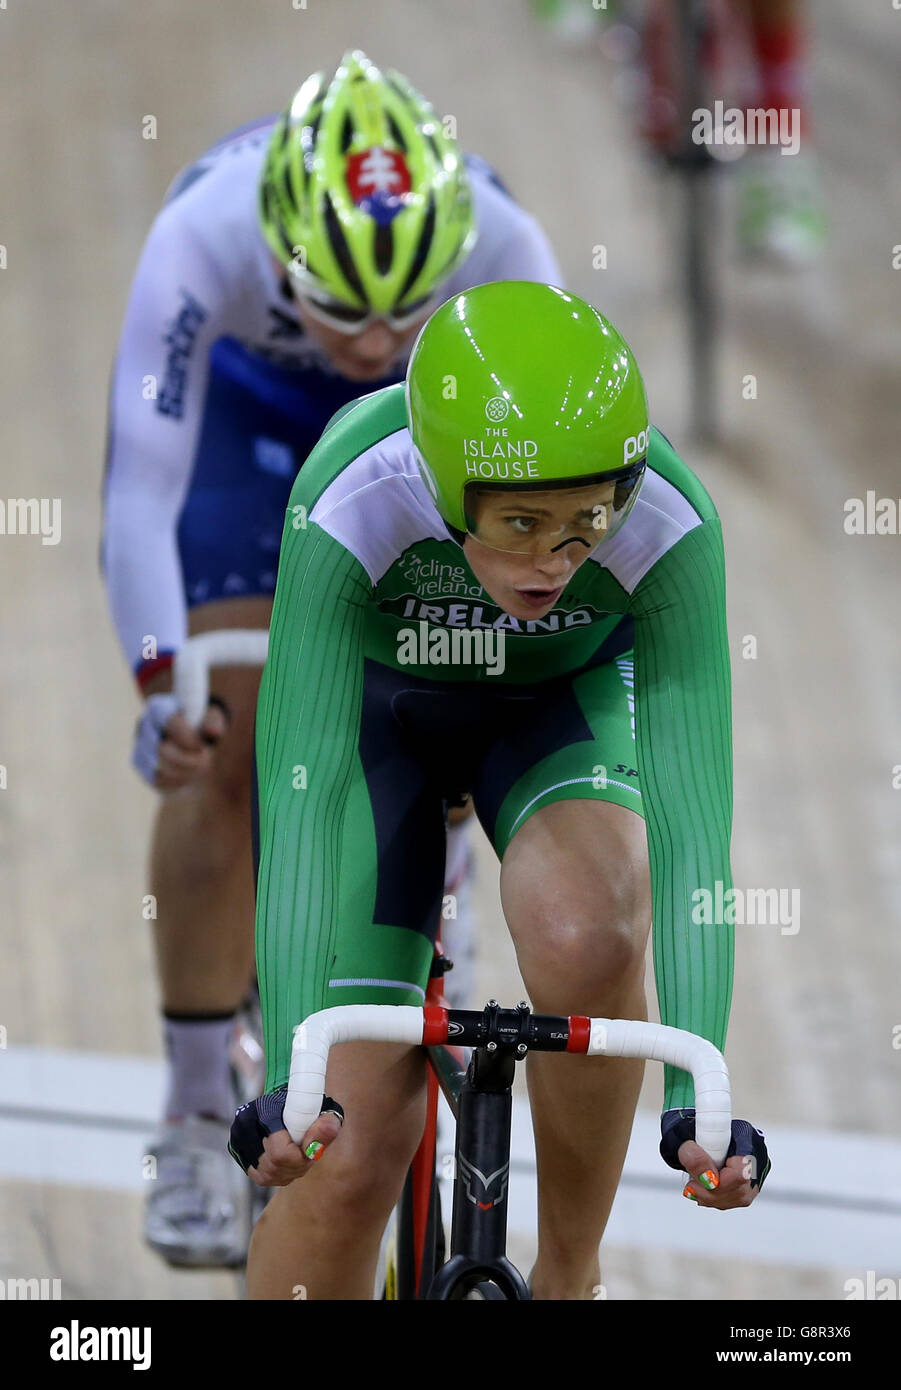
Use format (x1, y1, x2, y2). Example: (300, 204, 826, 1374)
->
(514, 584, 565, 610)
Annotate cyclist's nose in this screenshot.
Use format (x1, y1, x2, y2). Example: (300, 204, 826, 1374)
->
(532, 548, 575, 581)
(347, 321, 396, 363)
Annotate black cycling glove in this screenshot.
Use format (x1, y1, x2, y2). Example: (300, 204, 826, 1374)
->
(660, 1108, 771, 1190)
(229, 1086, 345, 1175)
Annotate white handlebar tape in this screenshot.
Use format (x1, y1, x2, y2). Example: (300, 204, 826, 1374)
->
(173, 630, 270, 728)
(587, 1018, 732, 1165)
(283, 1006, 425, 1143)
(283, 1006, 732, 1163)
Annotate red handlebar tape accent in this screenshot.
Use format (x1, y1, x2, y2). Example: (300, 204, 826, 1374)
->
(566, 1016, 591, 1053)
(422, 1005, 449, 1045)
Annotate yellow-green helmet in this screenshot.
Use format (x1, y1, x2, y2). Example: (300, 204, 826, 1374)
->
(259, 51, 477, 321)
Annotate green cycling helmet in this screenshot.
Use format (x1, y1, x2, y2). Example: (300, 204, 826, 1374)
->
(405, 281, 650, 545)
(259, 51, 477, 321)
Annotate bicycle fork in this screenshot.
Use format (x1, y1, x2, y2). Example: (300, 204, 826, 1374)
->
(427, 1042, 530, 1300)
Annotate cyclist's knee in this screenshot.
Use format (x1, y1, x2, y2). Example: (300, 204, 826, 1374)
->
(154, 781, 250, 884)
(519, 900, 647, 1008)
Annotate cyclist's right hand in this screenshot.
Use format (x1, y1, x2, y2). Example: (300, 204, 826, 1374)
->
(132, 693, 228, 790)
(229, 1088, 345, 1188)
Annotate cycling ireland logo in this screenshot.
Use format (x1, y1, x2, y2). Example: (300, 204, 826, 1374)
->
(485, 396, 510, 423)
(345, 148, 411, 225)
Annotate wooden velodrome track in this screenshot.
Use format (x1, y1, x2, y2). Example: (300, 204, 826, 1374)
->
(1, 0, 899, 1300)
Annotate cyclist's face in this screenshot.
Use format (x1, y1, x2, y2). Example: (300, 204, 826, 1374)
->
(291, 289, 429, 382)
(462, 487, 607, 619)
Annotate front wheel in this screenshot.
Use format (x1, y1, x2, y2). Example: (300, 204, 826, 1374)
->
(459, 1281, 509, 1300)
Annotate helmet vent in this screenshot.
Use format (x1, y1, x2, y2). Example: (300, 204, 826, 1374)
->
(386, 112, 407, 151)
(386, 76, 412, 105)
(305, 112, 323, 152)
(262, 180, 297, 263)
(340, 111, 354, 154)
(374, 222, 393, 276)
(323, 192, 368, 304)
(286, 156, 305, 216)
(396, 192, 435, 305)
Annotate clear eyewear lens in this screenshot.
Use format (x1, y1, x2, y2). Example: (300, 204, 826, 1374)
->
(290, 276, 439, 336)
(465, 472, 644, 555)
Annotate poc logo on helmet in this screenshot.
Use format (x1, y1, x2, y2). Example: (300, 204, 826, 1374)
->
(623, 428, 650, 465)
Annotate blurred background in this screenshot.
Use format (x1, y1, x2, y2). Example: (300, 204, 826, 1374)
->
(1, 0, 899, 1300)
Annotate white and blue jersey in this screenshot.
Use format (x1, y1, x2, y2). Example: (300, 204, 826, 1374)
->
(100, 116, 562, 677)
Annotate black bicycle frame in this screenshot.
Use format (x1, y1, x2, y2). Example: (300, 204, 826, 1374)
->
(427, 1040, 529, 1299)
(419, 1001, 577, 1299)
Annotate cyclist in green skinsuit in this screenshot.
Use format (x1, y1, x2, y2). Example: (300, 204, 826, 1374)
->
(231, 281, 770, 1300)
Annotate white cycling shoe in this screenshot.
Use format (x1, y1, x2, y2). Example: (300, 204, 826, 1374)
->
(143, 1114, 252, 1268)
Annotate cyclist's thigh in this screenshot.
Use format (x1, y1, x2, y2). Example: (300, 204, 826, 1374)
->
(473, 653, 644, 859)
(499, 799, 651, 981)
(321, 664, 450, 1010)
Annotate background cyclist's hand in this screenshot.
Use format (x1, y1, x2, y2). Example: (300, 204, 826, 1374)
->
(229, 1088, 345, 1188)
(677, 1139, 759, 1208)
(132, 693, 229, 790)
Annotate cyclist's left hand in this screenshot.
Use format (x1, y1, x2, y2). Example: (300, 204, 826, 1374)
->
(660, 1110, 770, 1208)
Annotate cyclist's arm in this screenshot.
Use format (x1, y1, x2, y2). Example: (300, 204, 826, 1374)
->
(101, 210, 227, 685)
(629, 517, 734, 1110)
(254, 497, 371, 1091)
(462, 163, 564, 286)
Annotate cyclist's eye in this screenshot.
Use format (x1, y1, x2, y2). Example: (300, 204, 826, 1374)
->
(310, 297, 370, 323)
(506, 516, 537, 533)
(395, 294, 433, 322)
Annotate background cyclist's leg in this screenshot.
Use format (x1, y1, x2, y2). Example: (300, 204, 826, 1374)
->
(500, 798, 651, 1301)
(141, 594, 271, 1266)
(146, 595, 270, 1120)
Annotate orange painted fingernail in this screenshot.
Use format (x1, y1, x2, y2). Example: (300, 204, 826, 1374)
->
(682, 1185, 698, 1201)
(305, 1141, 325, 1161)
(699, 1169, 719, 1191)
